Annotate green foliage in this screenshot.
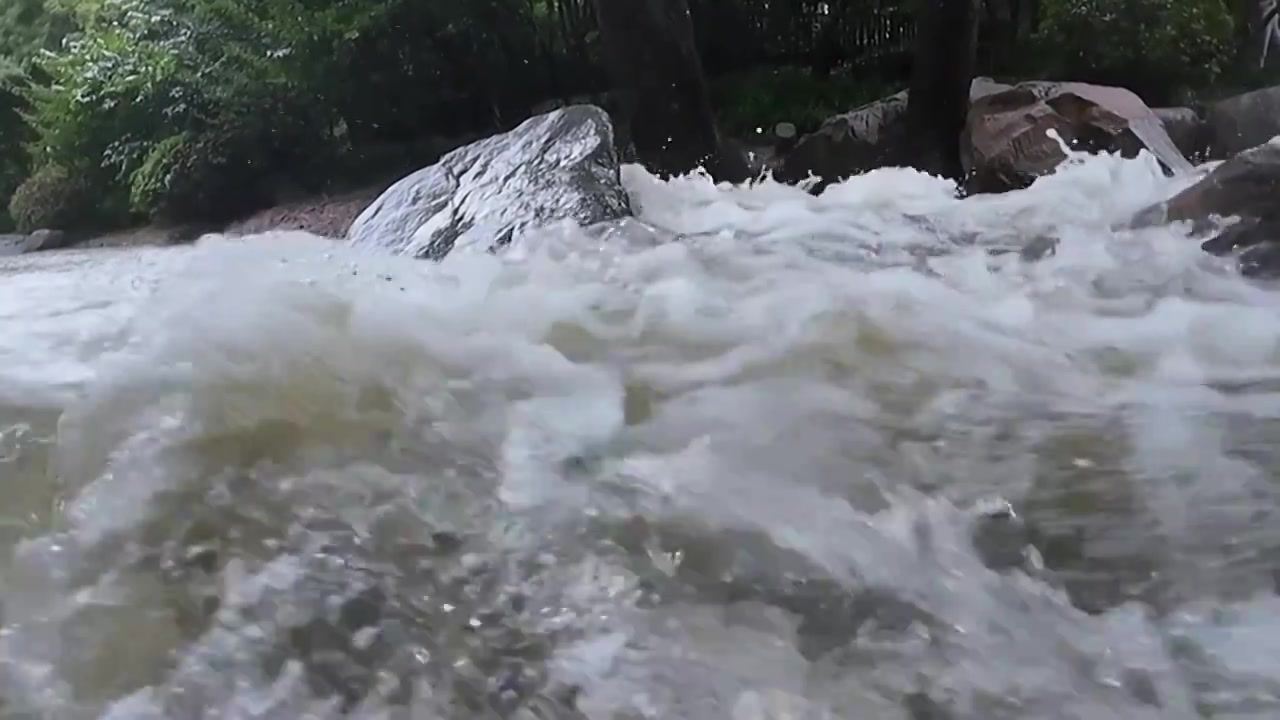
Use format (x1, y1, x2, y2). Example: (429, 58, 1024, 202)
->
(129, 122, 320, 222)
(7, 163, 96, 232)
(20, 0, 351, 224)
(128, 133, 189, 220)
(1034, 0, 1236, 104)
(711, 66, 898, 139)
(0, 0, 76, 68)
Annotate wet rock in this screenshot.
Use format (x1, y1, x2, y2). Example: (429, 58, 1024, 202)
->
(1238, 241, 1280, 279)
(1132, 139, 1280, 277)
(775, 89, 911, 189)
(347, 105, 632, 260)
(1199, 217, 1280, 257)
(962, 82, 1192, 195)
(1153, 107, 1206, 160)
(776, 78, 1012, 190)
(21, 228, 70, 253)
(1134, 140, 1280, 227)
(903, 691, 955, 720)
(288, 585, 391, 708)
(971, 501, 1031, 572)
(1204, 84, 1280, 159)
(1019, 234, 1060, 262)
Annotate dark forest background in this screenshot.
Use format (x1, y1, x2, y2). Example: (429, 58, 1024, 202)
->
(0, 0, 1273, 234)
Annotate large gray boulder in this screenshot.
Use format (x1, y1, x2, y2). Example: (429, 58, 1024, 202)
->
(347, 105, 632, 260)
(1204, 85, 1280, 159)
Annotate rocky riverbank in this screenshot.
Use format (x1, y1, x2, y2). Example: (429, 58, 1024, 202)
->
(10, 78, 1280, 264)
(0, 184, 389, 254)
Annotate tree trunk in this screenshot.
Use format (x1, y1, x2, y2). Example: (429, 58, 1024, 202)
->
(904, 0, 981, 180)
(589, 0, 749, 182)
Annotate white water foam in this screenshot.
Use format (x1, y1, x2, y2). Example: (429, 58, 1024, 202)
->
(1, 148, 1279, 719)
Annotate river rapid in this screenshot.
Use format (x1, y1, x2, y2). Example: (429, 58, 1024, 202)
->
(3, 150, 1280, 720)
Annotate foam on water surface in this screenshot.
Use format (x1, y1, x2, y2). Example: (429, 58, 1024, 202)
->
(1, 149, 1279, 719)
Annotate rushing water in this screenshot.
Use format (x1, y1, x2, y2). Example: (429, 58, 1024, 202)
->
(3, 149, 1280, 720)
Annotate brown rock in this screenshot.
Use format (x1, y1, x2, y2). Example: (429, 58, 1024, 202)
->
(961, 82, 1192, 195)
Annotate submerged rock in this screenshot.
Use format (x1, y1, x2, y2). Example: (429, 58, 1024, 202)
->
(962, 82, 1192, 194)
(347, 105, 632, 260)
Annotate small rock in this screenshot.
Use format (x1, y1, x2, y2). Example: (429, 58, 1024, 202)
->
(21, 228, 69, 253)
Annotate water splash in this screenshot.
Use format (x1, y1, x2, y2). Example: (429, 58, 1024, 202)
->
(2, 150, 1280, 719)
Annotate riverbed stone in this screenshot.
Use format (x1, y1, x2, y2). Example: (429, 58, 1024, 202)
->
(347, 105, 632, 260)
